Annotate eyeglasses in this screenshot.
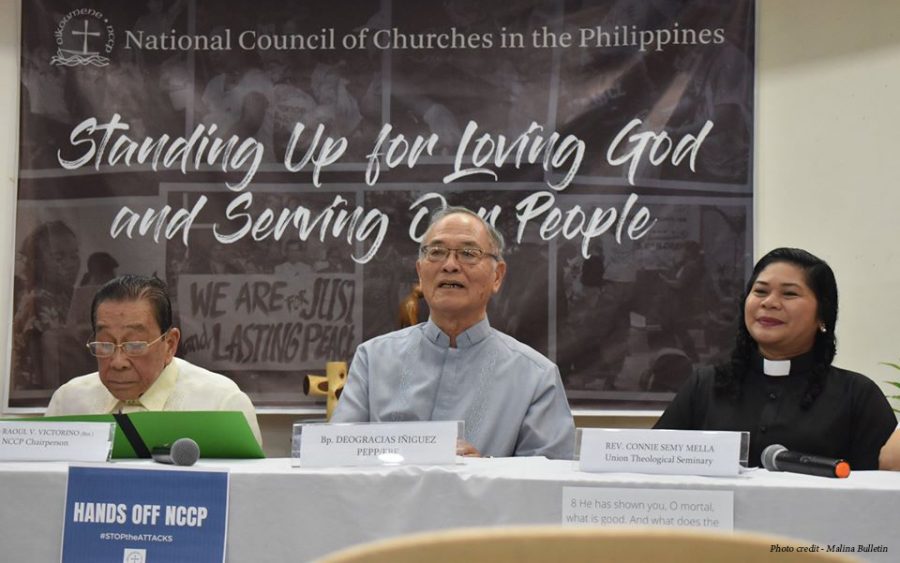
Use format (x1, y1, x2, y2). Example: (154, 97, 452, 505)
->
(419, 245, 499, 265)
(86, 330, 169, 358)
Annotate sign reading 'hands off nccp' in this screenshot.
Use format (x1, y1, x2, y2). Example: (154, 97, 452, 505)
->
(62, 466, 229, 563)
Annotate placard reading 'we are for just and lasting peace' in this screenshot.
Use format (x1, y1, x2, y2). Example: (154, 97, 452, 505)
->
(294, 420, 459, 468)
(578, 428, 745, 476)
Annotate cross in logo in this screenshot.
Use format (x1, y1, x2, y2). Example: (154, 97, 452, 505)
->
(71, 19, 101, 55)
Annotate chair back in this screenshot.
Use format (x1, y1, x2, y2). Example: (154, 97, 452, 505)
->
(317, 526, 860, 563)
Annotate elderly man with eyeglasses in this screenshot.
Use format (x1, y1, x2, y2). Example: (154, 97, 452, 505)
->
(45, 274, 262, 446)
(332, 207, 575, 459)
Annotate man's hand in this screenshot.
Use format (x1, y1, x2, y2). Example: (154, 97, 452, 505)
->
(456, 439, 482, 457)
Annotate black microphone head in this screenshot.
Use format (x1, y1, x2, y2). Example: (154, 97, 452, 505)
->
(170, 438, 200, 466)
(761, 443, 786, 470)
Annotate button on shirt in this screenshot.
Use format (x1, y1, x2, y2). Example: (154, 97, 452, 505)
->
(332, 318, 575, 459)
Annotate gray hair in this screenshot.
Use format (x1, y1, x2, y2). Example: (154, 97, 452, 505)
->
(422, 206, 505, 261)
(91, 274, 173, 335)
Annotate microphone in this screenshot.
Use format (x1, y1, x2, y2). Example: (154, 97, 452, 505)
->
(761, 444, 850, 478)
(151, 438, 200, 466)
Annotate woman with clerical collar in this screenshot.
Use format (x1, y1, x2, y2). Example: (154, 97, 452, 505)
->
(654, 247, 895, 470)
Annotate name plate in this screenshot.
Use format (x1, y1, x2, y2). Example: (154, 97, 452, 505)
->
(295, 421, 460, 468)
(578, 428, 743, 476)
(0, 421, 114, 462)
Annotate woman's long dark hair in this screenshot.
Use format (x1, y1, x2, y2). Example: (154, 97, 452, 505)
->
(714, 248, 838, 408)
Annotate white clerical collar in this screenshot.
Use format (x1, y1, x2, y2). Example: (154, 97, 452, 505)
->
(763, 358, 792, 377)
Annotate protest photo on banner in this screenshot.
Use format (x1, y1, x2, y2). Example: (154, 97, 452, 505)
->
(11, 0, 754, 411)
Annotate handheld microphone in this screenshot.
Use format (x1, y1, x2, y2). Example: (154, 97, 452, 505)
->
(151, 438, 200, 466)
(761, 444, 850, 478)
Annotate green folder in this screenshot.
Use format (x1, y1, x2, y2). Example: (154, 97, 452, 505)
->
(20, 411, 264, 459)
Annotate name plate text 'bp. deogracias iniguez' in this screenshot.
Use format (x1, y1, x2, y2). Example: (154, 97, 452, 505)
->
(578, 428, 743, 476)
(0, 421, 114, 462)
(295, 420, 459, 467)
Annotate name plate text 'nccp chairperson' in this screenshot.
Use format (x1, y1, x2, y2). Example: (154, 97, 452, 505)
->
(0, 421, 114, 462)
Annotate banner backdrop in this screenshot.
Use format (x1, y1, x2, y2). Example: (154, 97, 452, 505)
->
(11, 0, 755, 411)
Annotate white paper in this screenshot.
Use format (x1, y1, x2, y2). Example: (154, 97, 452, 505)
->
(562, 486, 734, 530)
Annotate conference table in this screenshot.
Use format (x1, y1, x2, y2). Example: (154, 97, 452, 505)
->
(2, 457, 898, 562)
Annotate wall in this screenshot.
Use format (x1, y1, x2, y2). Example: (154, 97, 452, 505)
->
(2, 1, 899, 456)
(0, 0, 20, 423)
(756, 0, 900, 385)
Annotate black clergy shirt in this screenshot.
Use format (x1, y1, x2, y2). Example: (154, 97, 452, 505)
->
(654, 352, 896, 470)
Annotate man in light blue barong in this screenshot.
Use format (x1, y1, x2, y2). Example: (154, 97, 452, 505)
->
(332, 206, 575, 459)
